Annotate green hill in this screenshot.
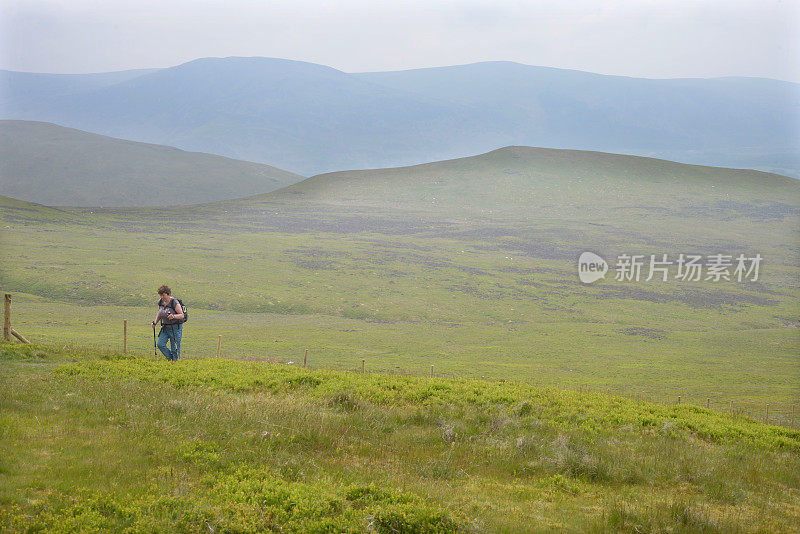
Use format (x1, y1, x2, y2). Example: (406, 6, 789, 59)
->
(246, 145, 800, 272)
(0, 120, 304, 206)
(270, 145, 799, 212)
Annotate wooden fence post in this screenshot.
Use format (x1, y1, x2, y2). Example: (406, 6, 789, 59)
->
(9, 329, 29, 343)
(430, 364, 434, 378)
(216, 335, 221, 358)
(677, 395, 681, 405)
(706, 397, 710, 410)
(3, 294, 10, 342)
(361, 359, 365, 374)
(765, 403, 769, 424)
(123, 320, 128, 355)
(304, 349, 308, 367)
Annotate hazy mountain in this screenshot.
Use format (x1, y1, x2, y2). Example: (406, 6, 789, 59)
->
(355, 62, 800, 177)
(0, 58, 510, 175)
(0, 120, 303, 206)
(1, 57, 797, 177)
(0, 68, 159, 109)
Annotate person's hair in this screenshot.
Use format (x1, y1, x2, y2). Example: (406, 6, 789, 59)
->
(157, 285, 171, 296)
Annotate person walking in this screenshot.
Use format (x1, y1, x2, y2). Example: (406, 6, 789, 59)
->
(152, 285, 184, 361)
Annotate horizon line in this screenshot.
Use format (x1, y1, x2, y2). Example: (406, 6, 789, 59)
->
(3, 56, 798, 84)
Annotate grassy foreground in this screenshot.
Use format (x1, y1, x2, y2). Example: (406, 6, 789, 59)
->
(2, 343, 799, 533)
(6, 291, 799, 427)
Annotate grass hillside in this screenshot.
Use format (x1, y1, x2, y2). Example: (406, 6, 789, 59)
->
(1, 146, 798, 426)
(2, 343, 798, 532)
(272, 145, 799, 211)
(0, 120, 304, 206)
(2, 57, 797, 176)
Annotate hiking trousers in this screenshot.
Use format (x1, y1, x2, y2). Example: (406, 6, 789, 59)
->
(157, 324, 182, 361)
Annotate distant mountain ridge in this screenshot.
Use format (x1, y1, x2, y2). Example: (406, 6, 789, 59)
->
(0, 68, 159, 111)
(1, 57, 797, 177)
(355, 62, 800, 176)
(0, 120, 303, 206)
(0, 58, 505, 176)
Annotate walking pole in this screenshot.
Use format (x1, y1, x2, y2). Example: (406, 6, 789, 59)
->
(153, 324, 157, 357)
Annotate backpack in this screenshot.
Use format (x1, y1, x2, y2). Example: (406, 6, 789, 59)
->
(174, 297, 188, 323)
(158, 297, 188, 324)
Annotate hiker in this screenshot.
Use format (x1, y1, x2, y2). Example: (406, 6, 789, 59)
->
(152, 285, 184, 361)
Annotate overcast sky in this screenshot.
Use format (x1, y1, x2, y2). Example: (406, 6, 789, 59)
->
(1, 0, 798, 81)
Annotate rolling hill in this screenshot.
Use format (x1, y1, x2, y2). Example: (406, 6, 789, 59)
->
(268, 145, 800, 214)
(0, 120, 304, 206)
(1, 57, 797, 177)
(232, 146, 800, 285)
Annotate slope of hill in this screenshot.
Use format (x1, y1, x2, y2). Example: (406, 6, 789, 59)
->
(1, 57, 797, 177)
(269, 145, 800, 214)
(238, 145, 800, 282)
(0, 120, 304, 206)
